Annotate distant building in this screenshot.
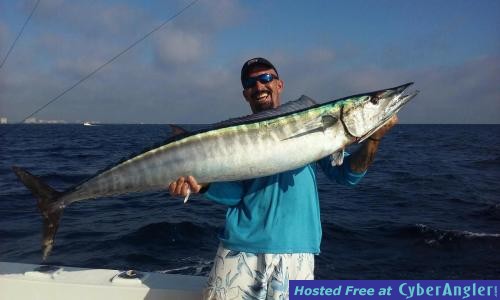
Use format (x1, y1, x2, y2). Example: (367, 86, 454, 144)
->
(21, 117, 68, 124)
(0, 117, 7, 124)
(24, 118, 37, 124)
(40, 119, 67, 124)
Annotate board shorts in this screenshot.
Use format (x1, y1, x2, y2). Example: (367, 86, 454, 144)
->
(203, 243, 315, 300)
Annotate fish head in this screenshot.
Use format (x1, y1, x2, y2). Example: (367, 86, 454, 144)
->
(341, 82, 418, 141)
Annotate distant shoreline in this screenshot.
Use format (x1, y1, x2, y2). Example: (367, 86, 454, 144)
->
(1, 123, 499, 126)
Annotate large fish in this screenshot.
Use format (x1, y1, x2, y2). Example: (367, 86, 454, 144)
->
(13, 83, 418, 260)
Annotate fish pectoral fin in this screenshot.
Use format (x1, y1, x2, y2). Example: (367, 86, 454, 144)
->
(282, 115, 338, 141)
(330, 149, 345, 166)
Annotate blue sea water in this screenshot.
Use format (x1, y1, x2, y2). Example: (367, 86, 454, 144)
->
(0, 124, 499, 279)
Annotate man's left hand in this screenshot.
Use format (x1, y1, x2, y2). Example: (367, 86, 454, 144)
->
(369, 115, 398, 140)
(349, 115, 398, 172)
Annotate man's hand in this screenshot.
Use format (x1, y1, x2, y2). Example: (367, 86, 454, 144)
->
(349, 115, 398, 173)
(369, 115, 398, 140)
(168, 176, 205, 197)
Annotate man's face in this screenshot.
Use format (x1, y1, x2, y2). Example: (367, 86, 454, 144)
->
(242, 66, 284, 113)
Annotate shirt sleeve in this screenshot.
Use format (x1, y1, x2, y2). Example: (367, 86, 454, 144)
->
(203, 181, 244, 206)
(317, 152, 366, 186)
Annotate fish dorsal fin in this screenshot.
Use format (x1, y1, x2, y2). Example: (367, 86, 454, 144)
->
(169, 124, 189, 136)
(212, 95, 317, 128)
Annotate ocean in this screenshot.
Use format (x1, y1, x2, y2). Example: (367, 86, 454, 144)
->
(0, 124, 499, 279)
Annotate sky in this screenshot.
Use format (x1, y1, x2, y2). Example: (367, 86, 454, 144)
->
(0, 0, 499, 124)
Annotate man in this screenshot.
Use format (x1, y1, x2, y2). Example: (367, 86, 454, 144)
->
(169, 57, 397, 299)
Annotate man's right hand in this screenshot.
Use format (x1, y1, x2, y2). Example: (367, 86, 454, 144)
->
(168, 176, 205, 197)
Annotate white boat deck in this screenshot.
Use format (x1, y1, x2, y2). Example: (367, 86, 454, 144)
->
(0, 261, 206, 300)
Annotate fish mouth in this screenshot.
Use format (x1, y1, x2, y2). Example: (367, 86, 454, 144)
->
(368, 82, 414, 105)
(360, 85, 419, 142)
(383, 84, 418, 116)
(341, 82, 419, 142)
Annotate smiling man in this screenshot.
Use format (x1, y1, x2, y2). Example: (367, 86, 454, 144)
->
(168, 57, 397, 299)
(241, 57, 283, 113)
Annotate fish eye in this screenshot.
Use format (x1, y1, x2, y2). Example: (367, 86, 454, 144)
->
(370, 96, 379, 105)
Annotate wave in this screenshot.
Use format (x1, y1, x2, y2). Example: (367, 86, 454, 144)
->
(472, 155, 500, 168)
(322, 222, 357, 235)
(470, 203, 500, 220)
(119, 221, 219, 247)
(47, 221, 219, 274)
(394, 223, 500, 248)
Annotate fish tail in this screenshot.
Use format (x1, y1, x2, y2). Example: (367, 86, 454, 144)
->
(12, 166, 63, 261)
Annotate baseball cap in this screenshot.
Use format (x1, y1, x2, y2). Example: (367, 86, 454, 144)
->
(241, 57, 279, 86)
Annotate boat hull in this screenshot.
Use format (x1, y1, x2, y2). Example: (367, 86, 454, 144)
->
(0, 261, 205, 300)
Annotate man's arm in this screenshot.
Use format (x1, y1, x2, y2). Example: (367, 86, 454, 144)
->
(349, 115, 398, 173)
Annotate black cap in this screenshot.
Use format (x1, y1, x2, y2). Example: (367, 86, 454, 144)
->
(241, 57, 278, 86)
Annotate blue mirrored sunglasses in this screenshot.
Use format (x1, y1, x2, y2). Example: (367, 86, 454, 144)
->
(242, 73, 278, 89)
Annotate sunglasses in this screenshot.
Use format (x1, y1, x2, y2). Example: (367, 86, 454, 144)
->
(242, 73, 278, 89)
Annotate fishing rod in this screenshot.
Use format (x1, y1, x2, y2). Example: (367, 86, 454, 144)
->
(0, 0, 201, 137)
(0, 0, 40, 70)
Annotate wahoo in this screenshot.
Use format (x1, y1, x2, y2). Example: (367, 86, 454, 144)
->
(13, 83, 418, 260)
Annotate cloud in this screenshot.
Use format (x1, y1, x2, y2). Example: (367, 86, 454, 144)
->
(154, 28, 205, 66)
(29, 0, 149, 36)
(0, 0, 249, 124)
(407, 55, 500, 124)
(151, 0, 245, 68)
(1, 1, 498, 125)
(307, 48, 336, 64)
(270, 50, 499, 124)
(172, 0, 245, 33)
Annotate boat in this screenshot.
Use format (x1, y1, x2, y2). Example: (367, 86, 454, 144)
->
(83, 122, 94, 126)
(0, 261, 206, 300)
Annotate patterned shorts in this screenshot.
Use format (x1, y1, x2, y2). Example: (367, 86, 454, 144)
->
(203, 244, 315, 300)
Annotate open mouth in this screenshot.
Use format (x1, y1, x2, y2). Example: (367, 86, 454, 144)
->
(253, 91, 271, 103)
(386, 89, 419, 114)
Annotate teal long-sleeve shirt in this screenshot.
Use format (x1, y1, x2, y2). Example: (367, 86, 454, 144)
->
(204, 153, 366, 254)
